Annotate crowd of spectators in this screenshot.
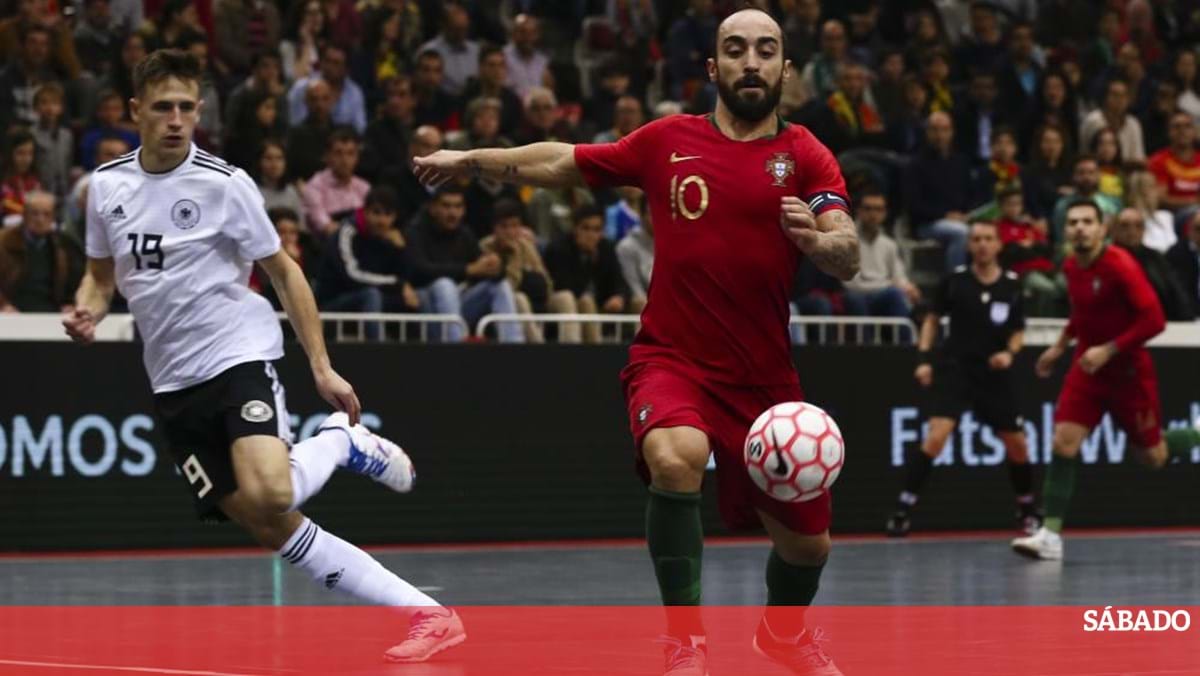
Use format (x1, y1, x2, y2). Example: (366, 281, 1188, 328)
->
(2, 0, 1200, 342)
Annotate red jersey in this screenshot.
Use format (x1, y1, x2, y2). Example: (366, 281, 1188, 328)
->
(1063, 245, 1165, 382)
(1147, 148, 1200, 202)
(574, 114, 849, 386)
(997, 217, 1054, 275)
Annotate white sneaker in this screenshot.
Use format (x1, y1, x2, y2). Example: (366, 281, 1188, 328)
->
(318, 413, 415, 493)
(384, 608, 467, 662)
(1012, 526, 1063, 560)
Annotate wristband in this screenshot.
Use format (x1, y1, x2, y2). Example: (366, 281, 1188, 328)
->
(917, 352, 932, 366)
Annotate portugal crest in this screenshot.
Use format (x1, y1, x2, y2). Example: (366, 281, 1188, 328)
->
(765, 152, 795, 187)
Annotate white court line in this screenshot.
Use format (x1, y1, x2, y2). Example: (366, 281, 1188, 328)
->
(0, 658, 275, 675)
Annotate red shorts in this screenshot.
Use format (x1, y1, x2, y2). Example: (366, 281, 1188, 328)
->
(1055, 366, 1162, 448)
(621, 361, 832, 534)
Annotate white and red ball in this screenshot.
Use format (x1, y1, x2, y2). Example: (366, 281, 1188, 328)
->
(743, 402, 844, 502)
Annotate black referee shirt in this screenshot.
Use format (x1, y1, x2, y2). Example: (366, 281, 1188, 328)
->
(933, 266, 1026, 362)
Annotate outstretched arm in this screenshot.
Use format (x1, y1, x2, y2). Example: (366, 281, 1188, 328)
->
(412, 143, 583, 189)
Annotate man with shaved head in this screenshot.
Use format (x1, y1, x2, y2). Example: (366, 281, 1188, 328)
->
(415, 8, 854, 675)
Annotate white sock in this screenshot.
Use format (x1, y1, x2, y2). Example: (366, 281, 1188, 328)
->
(280, 518, 440, 608)
(287, 428, 352, 511)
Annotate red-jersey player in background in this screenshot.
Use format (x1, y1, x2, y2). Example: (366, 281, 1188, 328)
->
(1013, 198, 1200, 561)
(414, 8, 857, 676)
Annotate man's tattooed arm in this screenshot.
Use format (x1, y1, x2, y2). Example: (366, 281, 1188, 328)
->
(808, 209, 861, 281)
(463, 143, 581, 187)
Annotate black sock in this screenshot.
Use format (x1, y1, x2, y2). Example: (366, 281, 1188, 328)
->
(1007, 460, 1034, 503)
(899, 447, 934, 507)
(646, 486, 705, 639)
(763, 549, 825, 640)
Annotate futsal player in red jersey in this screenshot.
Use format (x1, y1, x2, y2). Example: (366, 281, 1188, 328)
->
(414, 8, 857, 675)
(1013, 198, 1200, 561)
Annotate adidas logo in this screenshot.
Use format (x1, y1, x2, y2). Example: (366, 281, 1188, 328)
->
(109, 205, 126, 221)
(324, 568, 344, 590)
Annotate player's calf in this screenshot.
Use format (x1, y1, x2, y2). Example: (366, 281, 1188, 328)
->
(886, 421, 952, 537)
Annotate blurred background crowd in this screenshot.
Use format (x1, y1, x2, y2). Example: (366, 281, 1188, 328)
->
(1, 0, 1200, 342)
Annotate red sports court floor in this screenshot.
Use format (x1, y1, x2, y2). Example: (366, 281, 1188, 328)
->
(1, 530, 1198, 674)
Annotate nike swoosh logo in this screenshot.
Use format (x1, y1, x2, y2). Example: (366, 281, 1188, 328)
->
(429, 629, 449, 639)
(669, 153, 702, 163)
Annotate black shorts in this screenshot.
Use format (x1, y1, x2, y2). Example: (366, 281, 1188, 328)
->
(926, 358, 1022, 432)
(153, 361, 291, 521)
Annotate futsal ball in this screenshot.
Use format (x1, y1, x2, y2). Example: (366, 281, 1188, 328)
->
(744, 402, 844, 502)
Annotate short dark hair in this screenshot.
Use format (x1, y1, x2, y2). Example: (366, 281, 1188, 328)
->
(252, 49, 281, 70)
(492, 198, 525, 225)
(996, 186, 1023, 202)
(990, 125, 1017, 145)
(478, 43, 503, 65)
(132, 49, 203, 97)
(1064, 197, 1103, 222)
(326, 127, 359, 150)
(1105, 78, 1129, 96)
(33, 81, 64, 106)
(572, 203, 604, 225)
(1074, 153, 1098, 167)
(97, 131, 132, 148)
(417, 48, 443, 64)
(364, 185, 400, 213)
(433, 183, 466, 201)
(267, 206, 300, 225)
(856, 187, 886, 206)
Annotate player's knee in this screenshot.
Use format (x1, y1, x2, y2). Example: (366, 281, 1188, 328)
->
(237, 478, 294, 516)
(1002, 432, 1029, 462)
(1051, 429, 1083, 458)
(776, 532, 831, 567)
(1135, 444, 1168, 469)
(644, 430, 708, 490)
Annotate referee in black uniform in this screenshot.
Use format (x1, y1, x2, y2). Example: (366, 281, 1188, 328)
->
(886, 220, 1041, 536)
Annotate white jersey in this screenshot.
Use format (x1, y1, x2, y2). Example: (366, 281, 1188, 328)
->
(86, 144, 284, 393)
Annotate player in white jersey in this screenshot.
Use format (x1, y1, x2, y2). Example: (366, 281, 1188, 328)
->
(62, 50, 465, 662)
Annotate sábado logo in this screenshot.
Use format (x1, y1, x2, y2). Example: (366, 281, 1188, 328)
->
(1083, 606, 1191, 632)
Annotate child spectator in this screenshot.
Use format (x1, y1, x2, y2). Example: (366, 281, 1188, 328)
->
(79, 90, 139, 170)
(30, 82, 73, 204)
(970, 127, 1023, 220)
(1, 129, 42, 228)
(1091, 126, 1125, 200)
(252, 207, 319, 310)
(315, 187, 422, 340)
(995, 188, 1064, 316)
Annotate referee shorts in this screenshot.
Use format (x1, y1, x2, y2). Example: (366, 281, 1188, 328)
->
(153, 361, 292, 521)
(926, 358, 1023, 432)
